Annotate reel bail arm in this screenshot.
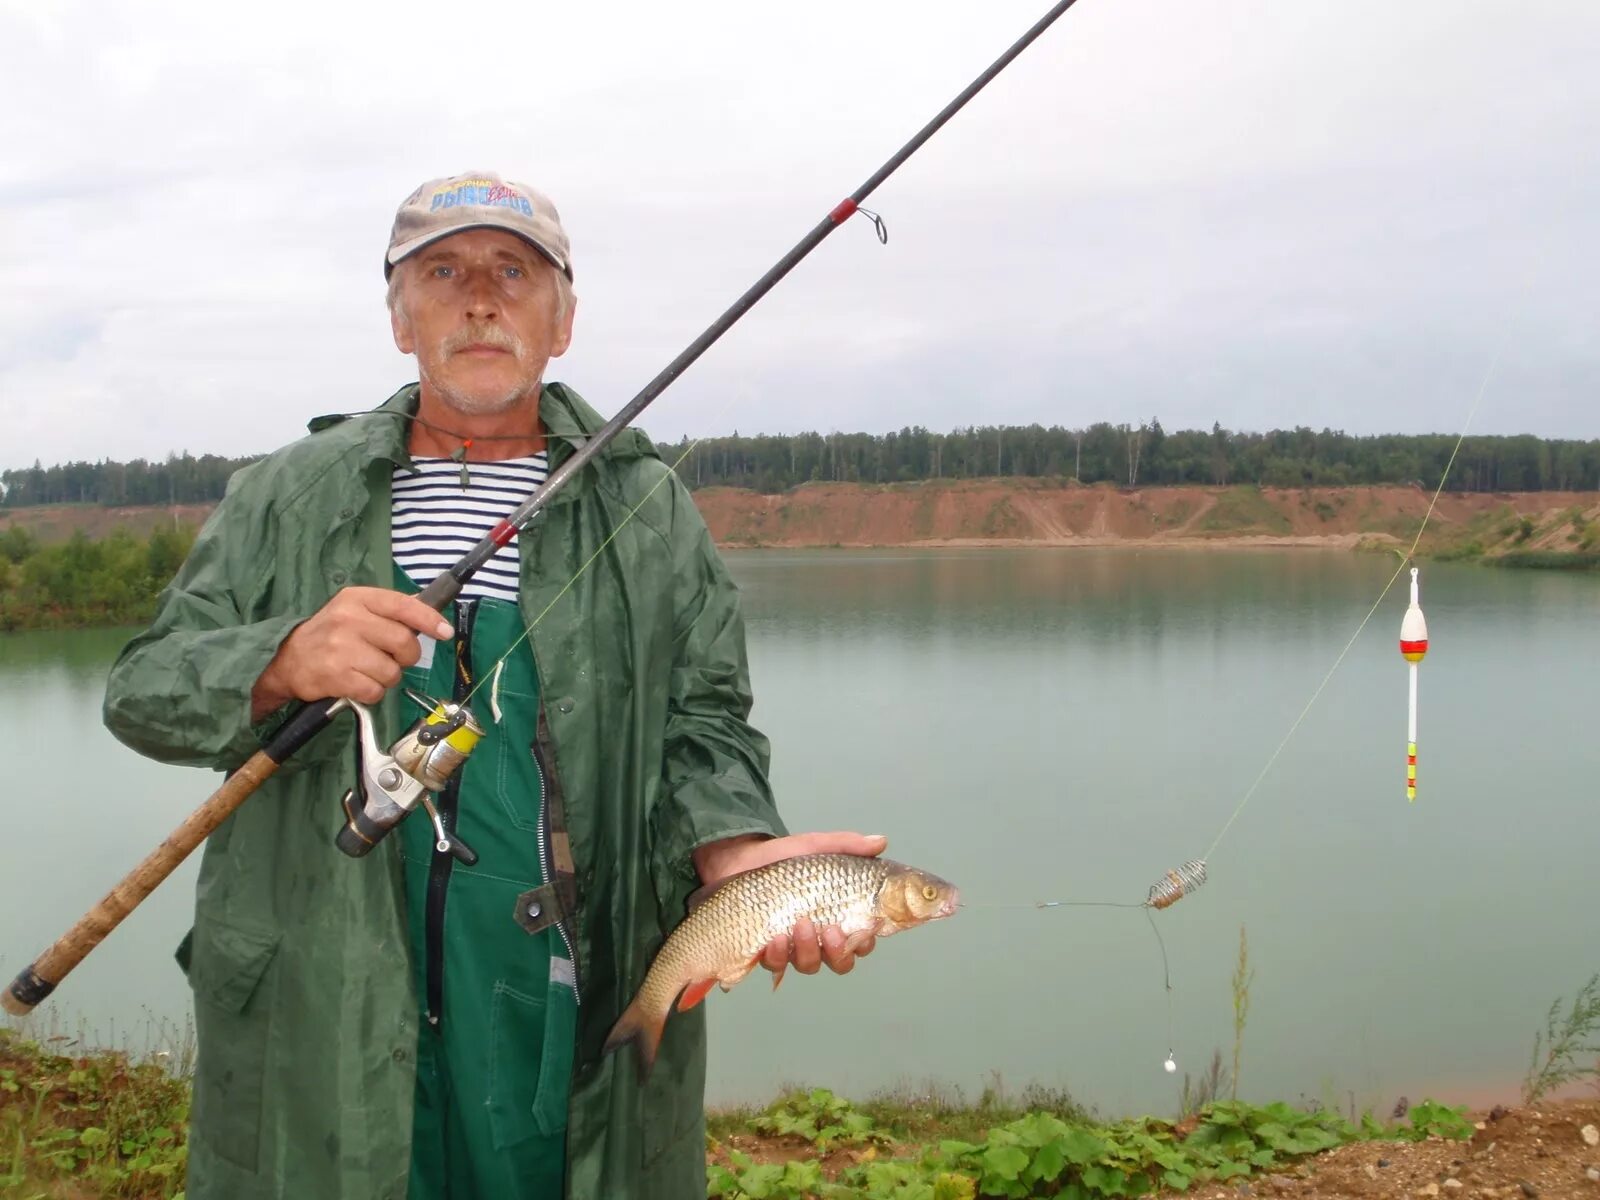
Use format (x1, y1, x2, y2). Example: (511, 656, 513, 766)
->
(332, 694, 483, 866)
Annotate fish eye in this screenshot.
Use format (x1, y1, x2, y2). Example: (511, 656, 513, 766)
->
(921, 885, 938, 901)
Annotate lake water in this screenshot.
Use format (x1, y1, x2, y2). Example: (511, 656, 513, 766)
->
(1, 548, 1595, 1118)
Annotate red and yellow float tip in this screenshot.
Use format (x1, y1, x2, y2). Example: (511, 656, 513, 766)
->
(1400, 568, 1428, 662)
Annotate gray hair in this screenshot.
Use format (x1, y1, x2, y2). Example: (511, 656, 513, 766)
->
(386, 257, 574, 327)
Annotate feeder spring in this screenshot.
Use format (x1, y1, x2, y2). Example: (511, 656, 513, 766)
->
(1146, 859, 1207, 910)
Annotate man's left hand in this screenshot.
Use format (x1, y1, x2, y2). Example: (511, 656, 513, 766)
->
(691, 830, 888, 980)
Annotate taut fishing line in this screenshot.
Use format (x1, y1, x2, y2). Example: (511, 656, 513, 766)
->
(966, 342, 1505, 1078)
(456, 394, 770, 714)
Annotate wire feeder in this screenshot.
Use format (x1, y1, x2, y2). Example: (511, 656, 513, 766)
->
(1146, 859, 1207, 910)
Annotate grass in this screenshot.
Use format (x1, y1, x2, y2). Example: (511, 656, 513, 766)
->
(0, 1018, 1492, 1200)
(0, 1019, 192, 1199)
(1231, 925, 1253, 1103)
(1196, 487, 1293, 536)
(1492, 551, 1600, 571)
(9, 967, 1591, 1199)
(1523, 972, 1600, 1105)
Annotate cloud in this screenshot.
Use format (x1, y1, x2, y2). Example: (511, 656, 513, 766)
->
(1, 0, 1596, 472)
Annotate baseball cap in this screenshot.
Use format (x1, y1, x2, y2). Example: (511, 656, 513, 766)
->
(384, 171, 573, 281)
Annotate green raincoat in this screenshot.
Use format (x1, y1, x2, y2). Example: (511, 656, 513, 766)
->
(102, 382, 786, 1199)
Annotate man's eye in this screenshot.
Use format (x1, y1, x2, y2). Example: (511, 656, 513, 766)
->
(430, 265, 454, 279)
(503, 265, 524, 279)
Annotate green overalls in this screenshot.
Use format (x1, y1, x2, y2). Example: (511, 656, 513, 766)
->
(395, 569, 577, 1200)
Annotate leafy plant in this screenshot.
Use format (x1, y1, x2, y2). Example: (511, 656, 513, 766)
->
(0, 1027, 190, 1198)
(1394, 1099, 1474, 1142)
(1523, 972, 1600, 1105)
(707, 1090, 1481, 1200)
(750, 1088, 893, 1151)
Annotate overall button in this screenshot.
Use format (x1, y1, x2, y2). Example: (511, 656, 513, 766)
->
(338, 507, 354, 520)
(331, 571, 348, 586)
(391, 1047, 408, 1064)
(555, 697, 575, 714)
(525, 899, 542, 920)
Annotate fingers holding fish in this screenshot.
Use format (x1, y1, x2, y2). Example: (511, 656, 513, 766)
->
(759, 918, 877, 980)
(604, 853, 958, 1078)
(692, 830, 889, 890)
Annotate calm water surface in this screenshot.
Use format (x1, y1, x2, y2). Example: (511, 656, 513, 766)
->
(1, 549, 1595, 1116)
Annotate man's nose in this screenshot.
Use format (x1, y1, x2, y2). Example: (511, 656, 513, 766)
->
(463, 272, 499, 320)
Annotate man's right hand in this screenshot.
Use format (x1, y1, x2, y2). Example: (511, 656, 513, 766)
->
(250, 587, 454, 721)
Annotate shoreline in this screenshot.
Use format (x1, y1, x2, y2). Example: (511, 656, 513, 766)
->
(719, 532, 1389, 551)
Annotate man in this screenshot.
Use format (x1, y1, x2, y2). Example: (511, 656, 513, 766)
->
(103, 171, 883, 1199)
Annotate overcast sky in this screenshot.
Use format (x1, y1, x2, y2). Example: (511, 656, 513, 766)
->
(1, 0, 1595, 472)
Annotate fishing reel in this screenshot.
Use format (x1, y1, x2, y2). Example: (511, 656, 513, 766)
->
(330, 690, 485, 866)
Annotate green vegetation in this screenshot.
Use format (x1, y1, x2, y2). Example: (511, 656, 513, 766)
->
(1492, 551, 1600, 571)
(1195, 487, 1293, 535)
(705, 1089, 1473, 1200)
(1522, 972, 1600, 1105)
(0, 1026, 190, 1199)
(668, 424, 1600, 494)
(1433, 540, 1487, 563)
(0, 525, 195, 632)
(980, 499, 1026, 539)
(0, 1024, 1496, 1200)
(747, 1089, 896, 1152)
(1231, 926, 1253, 1103)
(1, 453, 257, 509)
(5, 424, 1599, 508)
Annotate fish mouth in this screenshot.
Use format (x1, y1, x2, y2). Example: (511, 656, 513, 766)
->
(939, 888, 962, 919)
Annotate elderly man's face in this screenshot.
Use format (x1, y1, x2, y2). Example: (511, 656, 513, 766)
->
(390, 228, 575, 417)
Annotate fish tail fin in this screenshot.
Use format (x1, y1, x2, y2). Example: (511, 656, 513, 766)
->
(603, 994, 667, 1079)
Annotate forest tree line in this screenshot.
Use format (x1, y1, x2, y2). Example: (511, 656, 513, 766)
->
(2, 422, 1597, 508)
(0, 525, 196, 631)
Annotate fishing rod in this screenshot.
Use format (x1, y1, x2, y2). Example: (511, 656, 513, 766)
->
(2, 0, 1090, 1018)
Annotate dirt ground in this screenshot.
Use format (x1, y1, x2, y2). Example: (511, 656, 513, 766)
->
(1197, 1097, 1600, 1200)
(687, 481, 1598, 554)
(5, 485, 1597, 558)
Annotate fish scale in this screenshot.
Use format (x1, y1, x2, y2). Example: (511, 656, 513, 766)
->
(604, 852, 959, 1077)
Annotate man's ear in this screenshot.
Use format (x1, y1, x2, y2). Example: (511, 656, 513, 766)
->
(391, 304, 415, 355)
(389, 267, 415, 353)
(550, 296, 577, 359)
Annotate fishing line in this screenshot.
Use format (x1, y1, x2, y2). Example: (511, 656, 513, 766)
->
(456, 405, 758, 712)
(1021, 340, 1502, 1075)
(1198, 341, 1496, 865)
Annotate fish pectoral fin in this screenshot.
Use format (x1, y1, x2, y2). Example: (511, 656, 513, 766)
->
(769, 961, 788, 992)
(677, 978, 719, 1012)
(718, 957, 761, 993)
(683, 880, 723, 914)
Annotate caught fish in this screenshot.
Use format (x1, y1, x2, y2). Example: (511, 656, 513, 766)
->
(604, 852, 959, 1075)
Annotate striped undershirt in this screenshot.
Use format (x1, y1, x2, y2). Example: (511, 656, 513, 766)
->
(391, 454, 549, 604)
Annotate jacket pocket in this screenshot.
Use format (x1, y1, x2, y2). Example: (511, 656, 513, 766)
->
(487, 970, 577, 1149)
(185, 922, 281, 1173)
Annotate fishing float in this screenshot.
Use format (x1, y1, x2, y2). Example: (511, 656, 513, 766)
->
(1399, 567, 1429, 801)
